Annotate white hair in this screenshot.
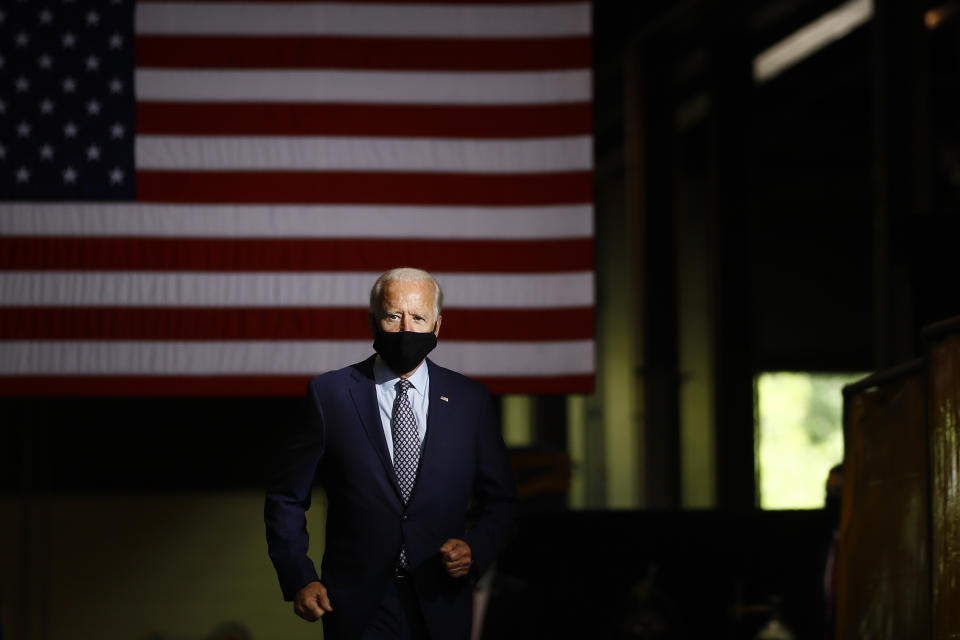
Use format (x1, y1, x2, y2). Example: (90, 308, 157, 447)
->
(369, 267, 443, 319)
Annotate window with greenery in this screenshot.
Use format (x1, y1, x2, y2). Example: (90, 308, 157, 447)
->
(755, 372, 865, 509)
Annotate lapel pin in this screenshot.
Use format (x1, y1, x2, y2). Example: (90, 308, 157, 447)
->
(440, 396, 449, 402)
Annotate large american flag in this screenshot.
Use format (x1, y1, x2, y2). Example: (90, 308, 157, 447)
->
(0, 0, 594, 396)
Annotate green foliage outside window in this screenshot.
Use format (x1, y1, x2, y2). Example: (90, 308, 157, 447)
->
(756, 372, 864, 509)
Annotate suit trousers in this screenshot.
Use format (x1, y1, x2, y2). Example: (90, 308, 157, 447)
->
(359, 574, 431, 640)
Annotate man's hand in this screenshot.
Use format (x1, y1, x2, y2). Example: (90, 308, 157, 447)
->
(440, 538, 472, 578)
(294, 581, 333, 621)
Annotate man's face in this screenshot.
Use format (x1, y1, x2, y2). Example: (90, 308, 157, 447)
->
(377, 280, 441, 336)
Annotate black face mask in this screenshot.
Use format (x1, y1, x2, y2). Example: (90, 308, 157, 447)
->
(373, 330, 438, 375)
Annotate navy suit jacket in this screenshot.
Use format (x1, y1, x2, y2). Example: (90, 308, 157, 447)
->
(265, 355, 517, 639)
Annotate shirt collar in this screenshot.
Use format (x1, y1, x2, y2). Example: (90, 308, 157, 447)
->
(373, 354, 429, 393)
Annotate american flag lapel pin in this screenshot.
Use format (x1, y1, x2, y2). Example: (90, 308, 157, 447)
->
(440, 395, 449, 402)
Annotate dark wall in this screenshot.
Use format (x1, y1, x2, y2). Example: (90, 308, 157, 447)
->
(2, 396, 300, 492)
(748, 27, 876, 371)
(493, 509, 834, 640)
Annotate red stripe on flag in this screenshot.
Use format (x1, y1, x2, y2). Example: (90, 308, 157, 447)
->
(0, 374, 595, 396)
(0, 375, 312, 396)
(0, 238, 593, 272)
(137, 36, 590, 71)
(0, 308, 594, 341)
(136, 102, 592, 138)
(136, 171, 594, 206)
(479, 375, 594, 394)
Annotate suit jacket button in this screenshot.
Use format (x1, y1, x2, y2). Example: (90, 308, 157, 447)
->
(402, 514, 408, 521)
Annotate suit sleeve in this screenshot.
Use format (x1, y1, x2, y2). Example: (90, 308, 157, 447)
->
(462, 386, 517, 576)
(264, 379, 325, 600)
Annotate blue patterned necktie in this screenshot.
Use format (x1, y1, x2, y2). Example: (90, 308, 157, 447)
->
(392, 378, 421, 566)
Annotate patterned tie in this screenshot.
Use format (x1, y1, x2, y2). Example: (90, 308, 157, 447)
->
(392, 378, 421, 566)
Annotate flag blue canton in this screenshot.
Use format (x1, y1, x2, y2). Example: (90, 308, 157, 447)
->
(0, 0, 135, 200)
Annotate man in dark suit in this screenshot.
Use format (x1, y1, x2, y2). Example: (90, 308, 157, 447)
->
(265, 267, 517, 639)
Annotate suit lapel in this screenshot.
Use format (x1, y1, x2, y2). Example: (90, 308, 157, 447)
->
(419, 359, 449, 478)
(347, 356, 403, 500)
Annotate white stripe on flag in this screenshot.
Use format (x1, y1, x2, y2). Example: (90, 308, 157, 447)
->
(135, 70, 592, 105)
(134, 136, 593, 173)
(135, 2, 591, 38)
(0, 272, 594, 308)
(0, 340, 595, 376)
(0, 204, 594, 239)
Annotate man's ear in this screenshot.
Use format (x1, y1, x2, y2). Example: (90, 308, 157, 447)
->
(434, 315, 442, 337)
(368, 312, 379, 337)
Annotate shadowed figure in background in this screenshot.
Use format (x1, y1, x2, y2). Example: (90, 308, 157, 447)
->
(822, 463, 844, 640)
(265, 267, 517, 640)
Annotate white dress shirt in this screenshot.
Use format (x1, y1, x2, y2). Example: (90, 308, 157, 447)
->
(374, 355, 430, 460)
